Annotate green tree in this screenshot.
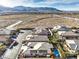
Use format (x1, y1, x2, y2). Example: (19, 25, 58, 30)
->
(48, 30, 59, 44)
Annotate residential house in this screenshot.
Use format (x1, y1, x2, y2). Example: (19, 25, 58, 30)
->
(18, 28, 53, 58)
(21, 42, 53, 58)
(61, 31, 79, 53)
(33, 27, 51, 35)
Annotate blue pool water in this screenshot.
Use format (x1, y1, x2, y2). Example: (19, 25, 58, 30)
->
(53, 48, 60, 57)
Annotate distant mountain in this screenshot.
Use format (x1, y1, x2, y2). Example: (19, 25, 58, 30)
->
(0, 6, 13, 13)
(0, 6, 61, 13)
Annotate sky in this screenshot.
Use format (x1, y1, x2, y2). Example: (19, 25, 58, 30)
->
(0, 0, 79, 11)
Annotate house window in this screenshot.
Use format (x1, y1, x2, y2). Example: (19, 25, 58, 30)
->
(65, 36, 78, 39)
(30, 50, 37, 55)
(75, 37, 78, 39)
(66, 37, 69, 39)
(39, 50, 47, 54)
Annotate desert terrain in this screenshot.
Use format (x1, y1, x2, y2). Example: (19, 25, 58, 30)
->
(0, 13, 79, 29)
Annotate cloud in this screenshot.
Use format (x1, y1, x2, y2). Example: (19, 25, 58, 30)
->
(52, 2, 79, 6)
(1, 0, 79, 7)
(51, 1, 79, 11)
(0, 0, 79, 10)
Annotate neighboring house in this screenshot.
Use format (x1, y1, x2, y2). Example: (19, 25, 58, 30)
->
(25, 35, 49, 42)
(23, 27, 50, 42)
(57, 26, 70, 35)
(0, 29, 11, 35)
(61, 31, 79, 53)
(19, 29, 33, 41)
(61, 31, 79, 40)
(18, 27, 53, 58)
(33, 27, 51, 35)
(21, 42, 53, 58)
(65, 40, 79, 53)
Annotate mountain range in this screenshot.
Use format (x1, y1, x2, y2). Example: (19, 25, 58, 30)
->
(0, 6, 61, 13)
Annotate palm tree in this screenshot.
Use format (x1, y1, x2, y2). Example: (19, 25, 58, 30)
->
(52, 30, 59, 43)
(48, 30, 59, 47)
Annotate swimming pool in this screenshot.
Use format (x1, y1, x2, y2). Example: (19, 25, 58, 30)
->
(53, 48, 60, 57)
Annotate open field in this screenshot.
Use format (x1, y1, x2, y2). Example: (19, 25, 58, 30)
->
(58, 13, 79, 18)
(0, 13, 79, 28)
(0, 20, 17, 28)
